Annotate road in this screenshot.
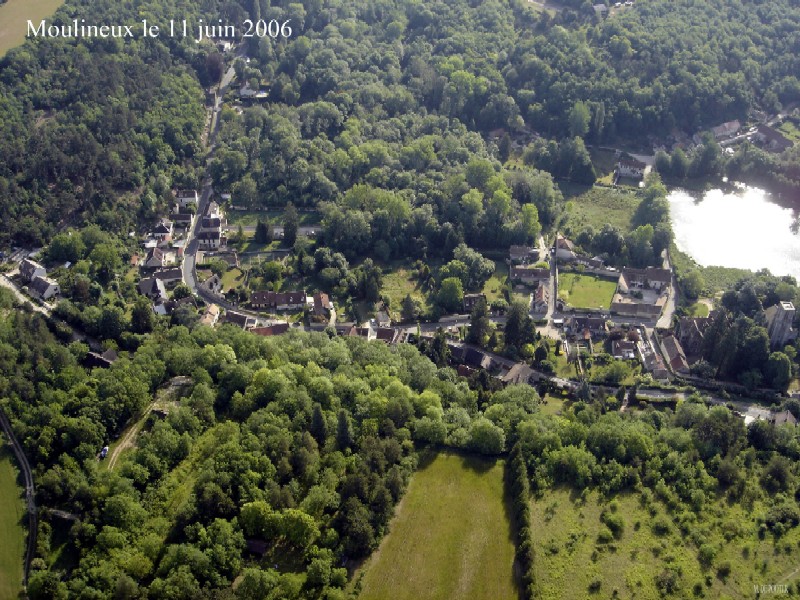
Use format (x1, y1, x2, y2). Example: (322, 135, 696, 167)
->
(656, 248, 677, 329)
(0, 273, 52, 317)
(0, 408, 36, 590)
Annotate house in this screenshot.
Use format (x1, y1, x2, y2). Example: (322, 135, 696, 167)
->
(593, 3, 608, 17)
(221, 310, 256, 329)
(754, 124, 792, 153)
(19, 258, 46, 282)
(711, 120, 741, 140)
(175, 189, 199, 208)
(313, 292, 332, 318)
(138, 277, 168, 301)
(555, 235, 577, 260)
(172, 213, 194, 229)
(510, 266, 550, 285)
(200, 215, 222, 232)
(251, 323, 290, 337)
(500, 363, 537, 385)
(617, 158, 647, 179)
(375, 327, 402, 344)
(573, 254, 605, 269)
(770, 410, 798, 427)
(200, 274, 223, 295)
(199, 304, 220, 327)
(375, 310, 391, 327)
(84, 348, 118, 369)
(532, 285, 549, 313)
(143, 247, 166, 269)
(566, 316, 607, 339)
(153, 268, 184, 286)
(612, 339, 637, 360)
(153, 219, 174, 242)
(197, 231, 223, 250)
(676, 316, 713, 355)
(661, 334, 689, 374)
(463, 347, 493, 370)
(618, 267, 671, 292)
(29, 275, 60, 300)
(766, 301, 796, 349)
(509, 245, 540, 264)
(463, 293, 487, 312)
(250, 290, 306, 311)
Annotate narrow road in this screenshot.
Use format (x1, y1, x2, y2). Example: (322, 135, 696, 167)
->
(0, 408, 36, 590)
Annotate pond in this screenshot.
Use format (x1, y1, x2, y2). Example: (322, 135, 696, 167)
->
(668, 186, 800, 279)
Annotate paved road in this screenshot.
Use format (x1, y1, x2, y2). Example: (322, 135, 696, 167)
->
(656, 248, 677, 329)
(0, 273, 52, 316)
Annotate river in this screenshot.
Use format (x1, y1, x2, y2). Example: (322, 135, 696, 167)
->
(668, 186, 800, 279)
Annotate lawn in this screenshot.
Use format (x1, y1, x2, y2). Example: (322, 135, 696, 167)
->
(354, 452, 518, 600)
(226, 209, 321, 227)
(589, 148, 619, 185)
(686, 301, 710, 317)
(0, 441, 25, 600)
(531, 486, 800, 600)
(563, 187, 640, 235)
(0, 0, 64, 57)
(557, 272, 616, 310)
(482, 260, 508, 303)
(221, 267, 244, 292)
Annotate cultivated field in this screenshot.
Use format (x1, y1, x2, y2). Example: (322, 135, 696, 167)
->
(0, 441, 25, 600)
(531, 487, 800, 600)
(558, 272, 616, 309)
(0, 0, 64, 57)
(354, 452, 518, 600)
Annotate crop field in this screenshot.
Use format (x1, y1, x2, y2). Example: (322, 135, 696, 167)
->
(531, 487, 800, 600)
(558, 272, 617, 309)
(0, 441, 25, 600)
(0, 0, 64, 57)
(354, 452, 518, 600)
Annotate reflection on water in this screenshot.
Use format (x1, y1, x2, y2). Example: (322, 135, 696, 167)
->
(668, 186, 800, 279)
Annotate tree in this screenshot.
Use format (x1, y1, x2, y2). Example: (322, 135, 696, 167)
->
(505, 301, 534, 349)
(766, 352, 792, 391)
(467, 297, 491, 346)
(568, 101, 591, 138)
(284, 202, 299, 247)
(131, 296, 155, 333)
(89, 243, 122, 283)
(681, 270, 705, 300)
(255, 219, 272, 244)
(468, 417, 506, 454)
(401, 293, 421, 322)
(311, 403, 327, 445)
(336, 409, 353, 451)
(437, 277, 464, 313)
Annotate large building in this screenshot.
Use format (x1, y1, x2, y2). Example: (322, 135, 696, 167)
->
(766, 301, 796, 349)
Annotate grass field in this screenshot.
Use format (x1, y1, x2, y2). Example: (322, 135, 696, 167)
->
(381, 264, 432, 321)
(777, 119, 800, 144)
(557, 273, 616, 309)
(686, 301, 710, 317)
(564, 187, 640, 235)
(531, 486, 800, 600)
(354, 452, 518, 600)
(0, 0, 64, 57)
(226, 210, 321, 227)
(590, 148, 619, 185)
(482, 261, 508, 303)
(221, 267, 244, 292)
(0, 440, 25, 600)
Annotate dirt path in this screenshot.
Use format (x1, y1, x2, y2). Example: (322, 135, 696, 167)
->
(106, 408, 152, 471)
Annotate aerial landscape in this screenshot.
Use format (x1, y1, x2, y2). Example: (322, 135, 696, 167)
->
(0, 0, 800, 598)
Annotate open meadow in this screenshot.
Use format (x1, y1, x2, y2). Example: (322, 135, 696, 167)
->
(563, 187, 640, 235)
(0, 441, 25, 600)
(531, 487, 800, 600)
(353, 452, 518, 600)
(0, 0, 64, 57)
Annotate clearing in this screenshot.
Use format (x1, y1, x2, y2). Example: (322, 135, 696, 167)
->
(482, 260, 509, 303)
(563, 187, 640, 235)
(0, 440, 25, 600)
(0, 0, 64, 57)
(557, 272, 616, 310)
(531, 486, 800, 600)
(354, 452, 518, 600)
(381, 263, 432, 321)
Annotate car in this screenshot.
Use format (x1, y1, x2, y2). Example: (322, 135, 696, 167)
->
(99, 445, 109, 459)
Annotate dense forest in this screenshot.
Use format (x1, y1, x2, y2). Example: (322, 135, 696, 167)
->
(1, 286, 800, 597)
(2, 0, 800, 247)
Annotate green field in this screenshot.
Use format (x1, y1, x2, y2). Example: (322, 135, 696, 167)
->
(354, 452, 518, 600)
(777, 119, 800, 144)
(226, 209, 321, 227)
(557, 272, 616, 309)
(532, 486, 800, 600)
(381, 264, 432, 321)
(0, 0, 64, 57)
(0, 440, 25, 600)
(482, 260, 509, 303)
(564, 187, 640, 235)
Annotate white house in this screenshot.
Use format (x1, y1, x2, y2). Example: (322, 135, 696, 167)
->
(29, 275, 60, 300)
(19, 258, 46, 282)
(617, 158, 647, 179)
(175, 189, 199, 208)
